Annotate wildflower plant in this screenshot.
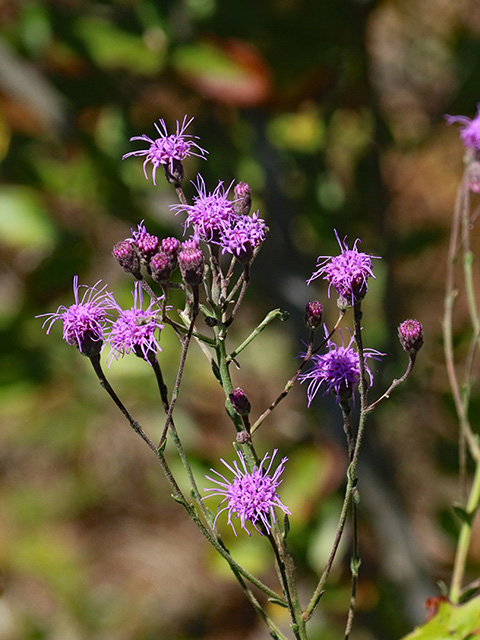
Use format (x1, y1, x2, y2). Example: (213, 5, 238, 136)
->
(37, 114, 434, 640)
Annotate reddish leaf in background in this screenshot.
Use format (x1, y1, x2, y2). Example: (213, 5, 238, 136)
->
(174, 38, 271, 107)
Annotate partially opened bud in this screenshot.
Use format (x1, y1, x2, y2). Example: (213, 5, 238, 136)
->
(112, 241, 141, 277)
(398, 319, 424, 353)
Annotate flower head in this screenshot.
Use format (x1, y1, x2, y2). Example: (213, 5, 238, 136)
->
(122, 115, 208, 185)
(218, 212, 267, 263)
(107, 282, 163, 365)
(299, 330, 384, 406)
(204, 449, 290, 536)
(37, 276, 112, 356)
(445, 105, 480, 151)
(171, 175, 237, 242)
(308, 230, 378, 306)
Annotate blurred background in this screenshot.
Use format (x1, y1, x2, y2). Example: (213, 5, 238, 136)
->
(1, 0, 480, 638)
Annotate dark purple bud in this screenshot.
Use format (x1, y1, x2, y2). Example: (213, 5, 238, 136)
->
(161, 236, 180, 270)
(178, 244, 205, 286)
(234, 181, 252, 215)
(229, 388, 251, 416)
(150, 251, 173, 283)
(304, 301, 323, 330)
(163, 158, 184, 186)
(112, 241, 141, 277)
(398, 319, 424, 353)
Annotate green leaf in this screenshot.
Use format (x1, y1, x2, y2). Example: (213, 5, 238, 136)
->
(75, 17, 164, 74)
(401, 595, 480, 639)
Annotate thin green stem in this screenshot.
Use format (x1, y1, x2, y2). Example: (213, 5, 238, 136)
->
(89, 354, 283, 605)
(226, 308, 290, 364)
(449, 455, 480, 603)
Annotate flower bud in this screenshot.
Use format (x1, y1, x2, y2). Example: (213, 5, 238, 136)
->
(234, 182, 252, 215)
(161, 236, 181, 270)
(178, 244, 205, 286)
(304, 301, 323, 330)
(398, 319, 424, 353)
(112, 241, 141, 277)
(229, 388, 251, 416)
(150, 251, 173, 283)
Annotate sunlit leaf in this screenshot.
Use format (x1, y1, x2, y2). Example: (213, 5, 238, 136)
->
(401, 596, 480, 639)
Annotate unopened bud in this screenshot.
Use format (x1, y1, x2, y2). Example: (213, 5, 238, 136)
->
(112, 241, 141, 277)
(304, 301, 323, 330)
(236, 430, 251, 444)
(150, 251, 172, 283)
(178, 243, 205, 286)
(398, 319, 424, 353)
(234, 182, 252, 215)
(161, 237, 181, 270)
(229, 388, 251, 416)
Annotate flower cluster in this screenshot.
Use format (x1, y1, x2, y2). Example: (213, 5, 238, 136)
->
(38, 277, 164, 365)
(204, 450, 290, 536)
(299, 330, 384, 406)
(308, 230, 378, 306)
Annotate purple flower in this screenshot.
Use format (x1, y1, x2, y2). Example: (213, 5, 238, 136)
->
(107, 282, 163, 365)
(445, 105, 480, 151)
(218, 212, 267, 263)
(122, 115, 208, 185)
(204, 449, 291, 536)
(308, 230, 379, 305)
(299, 330, 384, 406)
(171, 175, 237, 242)
(37, 276, 112, 357)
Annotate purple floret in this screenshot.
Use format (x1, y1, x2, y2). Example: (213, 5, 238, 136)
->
(123, 115, 208, 185)
(308, 230, 379, 305)
(171, 175, 237, 242)
(107, 282, 163, 365)
(445, 105, 480, 151)
(299, 329, 384, 406)
(204, 449, 291, 536)
(37, 276, 113, 356)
